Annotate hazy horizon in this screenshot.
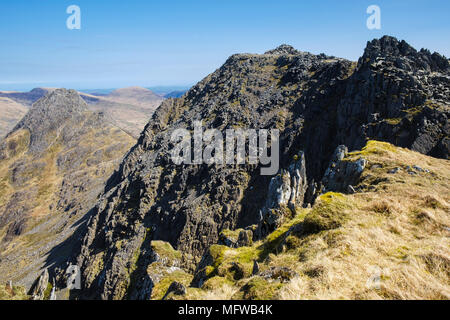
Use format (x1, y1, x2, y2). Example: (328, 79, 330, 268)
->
(0, 85, 192, 94)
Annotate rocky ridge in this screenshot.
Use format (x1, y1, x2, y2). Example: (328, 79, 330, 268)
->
(67, 36, 449, 299)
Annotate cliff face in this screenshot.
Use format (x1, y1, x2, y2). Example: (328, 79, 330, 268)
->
(73, 36, 449, 299)
(336, 37, 449, 158)
(0, 89, 135, 288)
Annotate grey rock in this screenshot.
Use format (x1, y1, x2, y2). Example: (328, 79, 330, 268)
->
(388, 167, 400, 174)
(29, 269, 49, 300)
(69, 37, 450, 299)
(322, 145, 367, 193)
(259, 151, 308, 233)
(347, 185, 356, 194)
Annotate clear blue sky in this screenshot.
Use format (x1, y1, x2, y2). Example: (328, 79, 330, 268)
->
(0, 0, 448, 91)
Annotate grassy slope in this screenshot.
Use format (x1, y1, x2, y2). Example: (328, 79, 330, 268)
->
(0, 115, 135, 287)
(169, 141, 450, 300)
(0, 284, 29, 300)
(0, 97, 28, 139)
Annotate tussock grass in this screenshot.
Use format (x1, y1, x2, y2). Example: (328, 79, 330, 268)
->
(194, 141, 450, 300)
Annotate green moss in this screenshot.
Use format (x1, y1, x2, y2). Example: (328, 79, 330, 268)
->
(209, 245, 228, 269)
(233, 246, 261, 264)
(43, 282, 53, 300)
(402, 106, 423, 118)
(302, 192, 351, 234)
(220, 229, 241, 243)
(384, 118, 402, 125)
(262, 209, 309, 257)
(204, 266, 215, 278)
(151, 240, 182, 263)
(423, 100, 440, 109)
(348, 140, 397, 157)
(151, 269, 193, 300)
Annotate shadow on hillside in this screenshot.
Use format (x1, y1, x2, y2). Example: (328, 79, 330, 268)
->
(43, 207, 96, 275)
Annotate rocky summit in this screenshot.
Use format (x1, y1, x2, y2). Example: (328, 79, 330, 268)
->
(65, 36, 449, 300)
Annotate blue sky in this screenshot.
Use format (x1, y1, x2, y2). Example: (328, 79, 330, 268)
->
(0, 0, 448, 91)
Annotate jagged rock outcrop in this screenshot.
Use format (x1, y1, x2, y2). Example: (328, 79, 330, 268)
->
(336, 36, 449, 158)
(29, 269, 49, 300)
(321, 145, 367, 193)
(259, 151, 308, 233)
(71, 36, 449, 299)
(218, 228, 254, 248)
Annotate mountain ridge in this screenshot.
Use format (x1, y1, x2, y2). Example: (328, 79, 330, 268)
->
(66, 36, 448, 299)
(0, 89, 135, 288)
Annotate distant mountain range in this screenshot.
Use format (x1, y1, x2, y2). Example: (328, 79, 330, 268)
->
(0, 89, 135, 289)
(78, 86, 190, 97)
(0, 86, 186, 138)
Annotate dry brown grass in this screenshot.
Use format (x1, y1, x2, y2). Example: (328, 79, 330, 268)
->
(0, 114, 135, 287)
(195, 141, 450, 300)
(0, 97, 28, 138)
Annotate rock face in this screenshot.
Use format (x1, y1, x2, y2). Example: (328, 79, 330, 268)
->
(0, 89, 135, 289)
(321, 145, 367, 193)
(336, 36, 449, 158)
(259, 151, 308, 233)
(72, 37, 449, 300)
(29, 269, 49, 300)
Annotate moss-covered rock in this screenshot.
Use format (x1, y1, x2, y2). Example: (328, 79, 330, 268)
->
(232, 277, 283, 300)
(219, 228, 253, 248)
(202, 276, 234, 290)
(302, 193, 351, 234)
(151, 240, 182, 265)
(151, 269, 193, 300)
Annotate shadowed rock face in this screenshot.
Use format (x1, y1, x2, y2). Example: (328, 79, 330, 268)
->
(73, 36, 449, 300)
(336, 36, 450, 158)
(0, 89, 135, 289)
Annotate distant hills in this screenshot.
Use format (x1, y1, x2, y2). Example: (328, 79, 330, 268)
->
(78, 87, 164, 137)
(0, 97, 28, 138)
(0, 89, 135, 288)
(0, 86, 188, 139)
